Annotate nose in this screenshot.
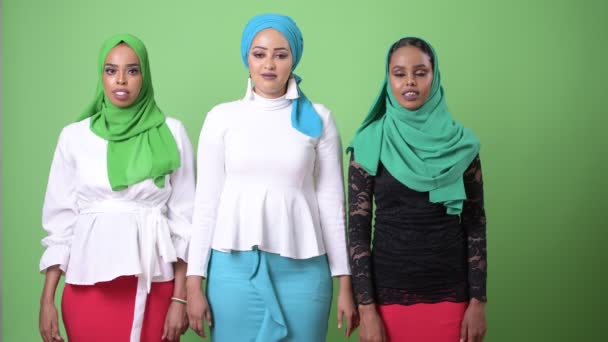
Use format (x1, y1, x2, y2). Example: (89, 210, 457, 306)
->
(406, 75, 416, 86)
(116, 71, 127, 85)
(263, 57, 275, 70)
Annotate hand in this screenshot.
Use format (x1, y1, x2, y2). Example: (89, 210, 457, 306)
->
(162, 301, 189, 341)
(357, 304, 386, 342)
(460, 299, 487, 342)
(39, 300, 64, 342)
(337, 277, 358, 337)
(186, 277, 212, 338)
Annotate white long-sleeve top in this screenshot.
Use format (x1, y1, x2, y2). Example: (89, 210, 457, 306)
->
(39, 117, 194, 291)
(187, 79, 350, 278)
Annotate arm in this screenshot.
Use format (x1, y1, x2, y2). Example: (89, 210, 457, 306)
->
(186, 109, 225, 337)
(348, 152, 385, 342)
(187, 109, 225, 278)
(313, 111, 350, 276)
(347, 153, 376, 306)
(165, 120, 195, 264)
(460, 155, 487, 342)
(40, 266, 64, 342)
(313, 111, 357, 335)
(163, 121, 195, 341)
(39, 128, 78, 342)
(462, 155, 487, 302)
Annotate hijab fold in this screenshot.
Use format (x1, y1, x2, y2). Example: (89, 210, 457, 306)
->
(349, 38, 480, 215)
(241, 14, 323, 138)
(78, 34, 180, 191)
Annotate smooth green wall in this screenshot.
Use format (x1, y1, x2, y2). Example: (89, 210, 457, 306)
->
(3, 0, 607, 341)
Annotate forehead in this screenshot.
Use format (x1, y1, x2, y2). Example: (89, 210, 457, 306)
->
(105, 43, 140, 63)
(389, 46, 432, 67)
(251, 28, 290, 48)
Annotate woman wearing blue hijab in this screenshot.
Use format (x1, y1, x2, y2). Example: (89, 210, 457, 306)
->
(186, 14, 357, 341)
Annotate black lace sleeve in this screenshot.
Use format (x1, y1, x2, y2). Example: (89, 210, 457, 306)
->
(347, 153, 376, 306)
(461, 155, 488, 302)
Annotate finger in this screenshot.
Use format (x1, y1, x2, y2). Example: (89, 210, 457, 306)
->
(198, 319, 206, 338)
(39, 325, 49, 342)
(181, 319, 189, 334)
(468, 329, 477, 342)
(337, 309, 344, 329)
(460, 323, 468, 342)
(162, 318, 169, 340)
(167, 327, 176, 341)
(191, 318, 204, 337)
(51, 321, 63, 341)
(205, 309, 213, 327)
(346, 313, 355, 337)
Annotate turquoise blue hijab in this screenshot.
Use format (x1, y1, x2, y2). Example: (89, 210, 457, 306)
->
(241, 13, 322, 138)
(349, 37, 480, 215)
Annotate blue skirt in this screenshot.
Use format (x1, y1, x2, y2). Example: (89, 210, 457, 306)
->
(207, 249, 332, 342)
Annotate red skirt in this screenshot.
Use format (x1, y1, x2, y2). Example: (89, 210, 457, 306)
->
(62, 276, 175, 342)
(379, 302, 467, 342)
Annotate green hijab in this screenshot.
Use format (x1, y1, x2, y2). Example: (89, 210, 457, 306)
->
(77, 34, 180, 191)
(349, 37, 480, 215)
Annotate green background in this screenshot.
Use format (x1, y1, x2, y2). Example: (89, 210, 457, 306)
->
(3, 0, 607, 341)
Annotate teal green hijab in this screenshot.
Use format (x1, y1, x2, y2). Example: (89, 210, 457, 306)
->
(349, 37, 480, 215)
(77, 34, 180, 191)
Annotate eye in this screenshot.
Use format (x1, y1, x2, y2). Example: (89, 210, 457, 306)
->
(392, 72, 405, 78)
(276, 54, 289, 59)
(252, 52, 265, 59)
(415, 70, 428, 77)
(128, 68, 140, 75)
(104, 68, 116, 75)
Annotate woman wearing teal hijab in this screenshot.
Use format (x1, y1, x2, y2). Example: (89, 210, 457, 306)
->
(348, 38, 487, 342)
(38, 34, 194, 341)
(186, 13, 356, 341)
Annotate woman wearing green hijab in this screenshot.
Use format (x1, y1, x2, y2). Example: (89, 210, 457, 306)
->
(348, 38, 487, 342)
(38, 34, 194, 342)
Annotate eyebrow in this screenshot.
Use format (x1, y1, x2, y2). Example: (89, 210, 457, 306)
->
(392, 64, 429, 69)
(104, 63, 141, 67)
(251, 46, 289, 51)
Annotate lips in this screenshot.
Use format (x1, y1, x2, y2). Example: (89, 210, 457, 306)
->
(112, 89, 130, 101)
(261, 73, 277, 80)
(402, 89, 419, 101)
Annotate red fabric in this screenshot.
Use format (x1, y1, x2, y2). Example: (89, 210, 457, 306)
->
(62, 276, 176, 342)
(379, 302, 467, 342)
(141, 280, 174, 342)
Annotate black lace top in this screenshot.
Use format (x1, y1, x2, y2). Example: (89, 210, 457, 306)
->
(348, 153, 487, 306)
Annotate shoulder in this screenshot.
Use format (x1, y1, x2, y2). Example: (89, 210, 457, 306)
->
(311, 102, 333, 121)
(165, 116, 186, 133)
(164, 117, 193, 150)
(311, 102, 340, 137)
(58, 118, 91, 142)
(199, 100, 244, 133)
(207, 99, 245, 118)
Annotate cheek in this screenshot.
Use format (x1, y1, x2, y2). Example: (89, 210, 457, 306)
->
(102, 75, 112, 93)
(247, 57, 262, 73)
(132, 78, 143, 95)
(389, 77, 401, 95)
(281, 59, 293, 75)
(421, 80, 433, 96)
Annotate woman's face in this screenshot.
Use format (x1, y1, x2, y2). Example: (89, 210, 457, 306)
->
(247, 28, 293, 99)
(388, 45, 433, 110)
(102, 43, 142, 108)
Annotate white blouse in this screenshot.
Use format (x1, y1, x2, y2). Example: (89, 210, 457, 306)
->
(39, 117, 194, 292)
(187, 78, 350, 278)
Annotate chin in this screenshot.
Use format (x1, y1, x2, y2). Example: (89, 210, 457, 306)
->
(403, 103, 422, 111)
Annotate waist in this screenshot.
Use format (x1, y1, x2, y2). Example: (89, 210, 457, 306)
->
(79, 200, 166, 215)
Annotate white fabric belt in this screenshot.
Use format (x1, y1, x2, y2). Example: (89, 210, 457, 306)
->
(80, 201, 177, 293)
